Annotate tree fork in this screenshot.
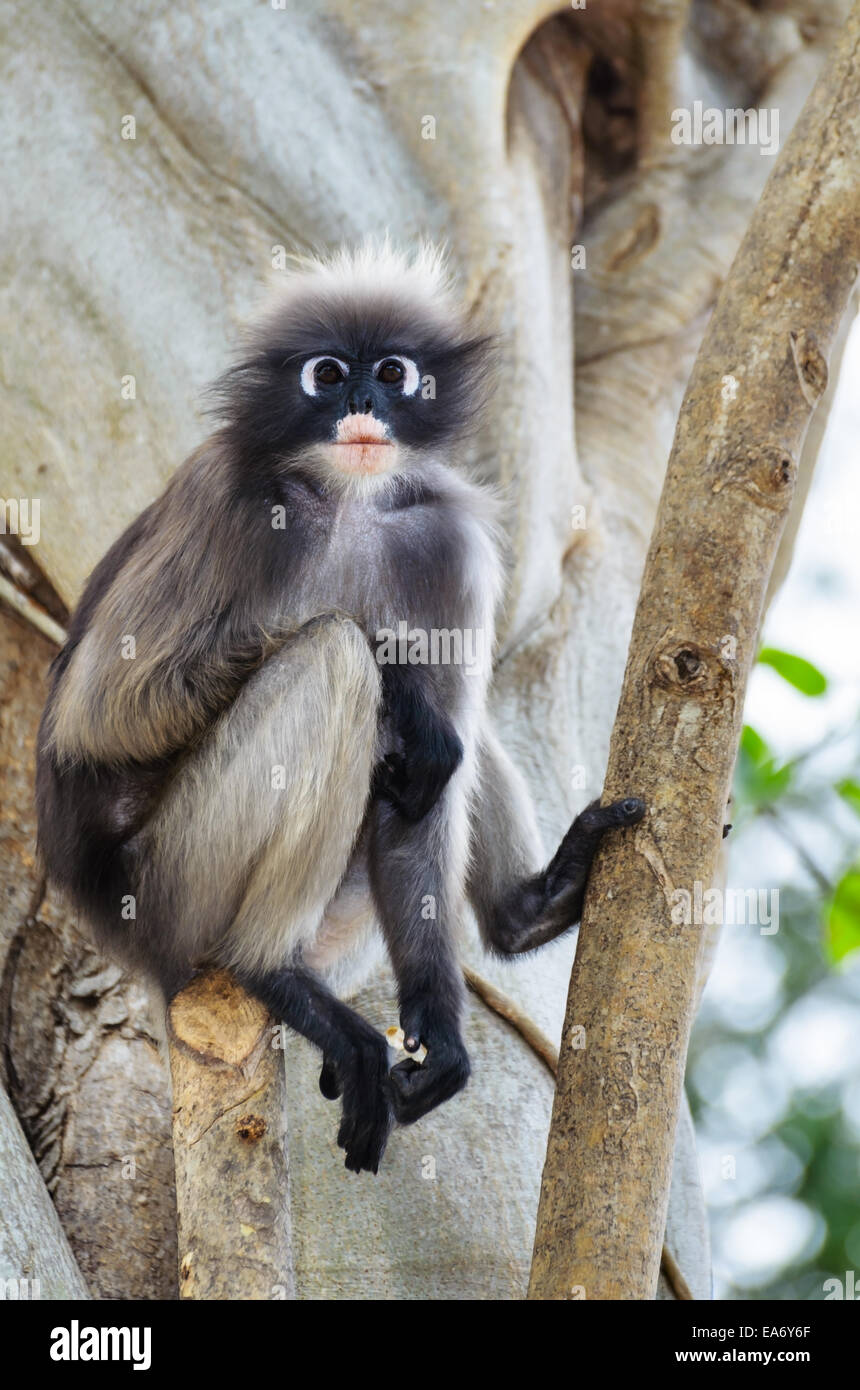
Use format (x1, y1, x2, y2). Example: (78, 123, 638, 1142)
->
(529, 4, 860, 1301)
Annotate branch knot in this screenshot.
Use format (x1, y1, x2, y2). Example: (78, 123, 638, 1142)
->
(652, 640, 733, 700)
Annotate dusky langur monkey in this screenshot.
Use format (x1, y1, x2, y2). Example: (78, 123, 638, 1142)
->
(36, 243, 644, 1173)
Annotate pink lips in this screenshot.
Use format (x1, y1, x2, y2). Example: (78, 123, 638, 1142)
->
(332, 413, 394, 474)
(335, 414, 391, 445)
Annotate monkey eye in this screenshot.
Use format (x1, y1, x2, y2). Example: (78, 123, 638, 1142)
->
(300, 355, 349, 396)
(374, 355, 419, 396)
(315, 360, 345, 386)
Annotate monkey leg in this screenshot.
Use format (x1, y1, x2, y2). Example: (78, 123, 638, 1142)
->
(467, 728, 645, 957)
(233, 962, 393, 1174)
(368, 789, 472, 1126)
(136, 616, 397, 1171)
(137, 614, 381, 978)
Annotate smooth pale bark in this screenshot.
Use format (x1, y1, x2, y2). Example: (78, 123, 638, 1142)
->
(0, 1082, 89, 1299)
(0, 0, 851, 1297)
(529, 2, 860, 1301)
(168, 970, 295, 1301)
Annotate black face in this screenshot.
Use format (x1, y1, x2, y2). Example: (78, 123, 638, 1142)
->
(298, 349, 422, 430)
(212, 288, 493, 469)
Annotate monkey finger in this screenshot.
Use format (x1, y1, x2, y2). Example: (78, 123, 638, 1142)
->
(611, 796, 647, 825)
(391, 1056, 423, 1079)
(371, 755, 410, 811)
(389, 787, 438, 823)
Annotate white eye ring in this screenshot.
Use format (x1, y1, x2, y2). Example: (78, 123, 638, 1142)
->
(300, 356, 349, 397)
(374, 355, 420, 396)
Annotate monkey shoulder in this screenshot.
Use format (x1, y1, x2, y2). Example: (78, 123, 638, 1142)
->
(379, 469, 498, 549)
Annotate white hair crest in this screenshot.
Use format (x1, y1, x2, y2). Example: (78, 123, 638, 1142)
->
(263, 236, 458, 324)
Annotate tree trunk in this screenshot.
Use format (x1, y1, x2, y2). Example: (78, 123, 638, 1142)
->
(0, 0, 852, 1297)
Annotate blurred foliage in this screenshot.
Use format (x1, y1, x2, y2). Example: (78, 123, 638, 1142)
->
(757, 648, 828, 697)
(828, 870, 860, 964)
(688, 647, 860, 1300)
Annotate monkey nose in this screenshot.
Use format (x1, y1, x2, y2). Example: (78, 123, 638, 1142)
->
(347, 395, 373, 414)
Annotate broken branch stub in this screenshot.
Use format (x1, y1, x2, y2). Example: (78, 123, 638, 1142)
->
(167, 968, 295, 1300)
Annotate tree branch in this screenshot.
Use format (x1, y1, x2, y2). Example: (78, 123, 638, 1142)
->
(0, 1082, 89, 1299)
(465, 966, 694, 1299)
(0, 574, 67, 648)
(529, 2, 860, 1300)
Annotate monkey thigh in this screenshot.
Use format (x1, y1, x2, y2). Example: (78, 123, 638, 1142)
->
(136, 616, 381, 981)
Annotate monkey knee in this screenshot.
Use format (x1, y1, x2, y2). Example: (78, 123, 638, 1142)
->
(316, 615, 382, 718)
(273, 614, 382, 737)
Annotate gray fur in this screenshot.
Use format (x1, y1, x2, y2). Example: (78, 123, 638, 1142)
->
(36, 245, 644, 1172)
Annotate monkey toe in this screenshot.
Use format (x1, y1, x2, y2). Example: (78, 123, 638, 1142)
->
(319, 1056, 342, 1101)
(576, 796, 646, 834)
(335, 1037, 394, 1173)
(337, 1102, 393, 1174)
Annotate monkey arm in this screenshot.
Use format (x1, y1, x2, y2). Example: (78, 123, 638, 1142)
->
(47, 603, 273, 770)
(468, 728, 645, 956)
(372, 662, 464, 822)
(368, 792, 471, 1125)
(43, 449, 282, 767)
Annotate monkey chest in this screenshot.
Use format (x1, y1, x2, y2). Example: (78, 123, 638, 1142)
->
(299, 502, 476, 635)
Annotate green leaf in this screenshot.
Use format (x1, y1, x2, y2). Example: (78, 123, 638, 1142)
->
(825, 868, 860, 963)
(735, 724, 793, 810)
(758, 647, 828, 696)
(836, 779, 860, 818)
(741, 724, 769, 765)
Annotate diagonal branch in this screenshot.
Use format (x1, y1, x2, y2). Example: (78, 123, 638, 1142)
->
(528, 2, 860, 1300)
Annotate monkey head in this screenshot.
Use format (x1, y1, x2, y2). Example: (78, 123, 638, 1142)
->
(212, 242, 493, 493)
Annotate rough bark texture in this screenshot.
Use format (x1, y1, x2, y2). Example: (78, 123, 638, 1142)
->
(0, 0, 852, 1297)
(529, 2, 860, 1301)
(0, 609, 178, 1300)
(168, 970, 295, 1301)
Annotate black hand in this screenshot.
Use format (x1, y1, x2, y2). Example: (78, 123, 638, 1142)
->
(374, 664, 463, 822)
(386, 1001, 470, 1125)
(373, 733, 463, 823)
(545, 795, 646, 896)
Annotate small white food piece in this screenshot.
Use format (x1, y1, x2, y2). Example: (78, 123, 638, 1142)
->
(385, 1025, 427, 1064)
